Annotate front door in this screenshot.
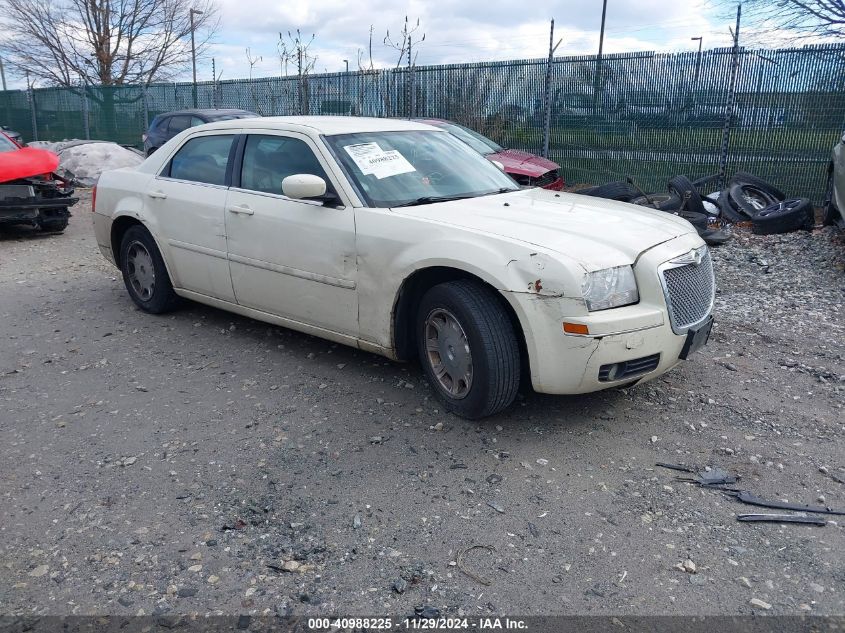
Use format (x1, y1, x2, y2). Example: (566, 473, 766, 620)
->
(224, 132, 358, 336)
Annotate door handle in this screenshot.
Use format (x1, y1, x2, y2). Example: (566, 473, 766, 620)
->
(227, 204, 254, 215)
(148, 190, 167, 200)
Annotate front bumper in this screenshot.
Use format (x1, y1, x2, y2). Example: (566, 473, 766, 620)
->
(504, 232, 711, 394)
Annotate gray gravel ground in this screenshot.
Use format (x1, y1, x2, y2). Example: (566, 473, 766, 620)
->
(1, 191, 843, 618)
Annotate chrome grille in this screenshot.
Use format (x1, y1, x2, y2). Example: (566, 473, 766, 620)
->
(661, 247, 715, 334)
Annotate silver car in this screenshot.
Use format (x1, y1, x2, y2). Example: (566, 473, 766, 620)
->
(825, 132, 845, 228)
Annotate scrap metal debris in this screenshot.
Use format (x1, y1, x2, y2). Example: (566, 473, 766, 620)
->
(655, 462, 738, 485)
(727, 490, 845, 516)
(737, 514, 827, 526)
(457, 545, 496, 586)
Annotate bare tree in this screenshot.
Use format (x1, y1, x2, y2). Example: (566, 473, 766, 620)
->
(721, 0, 845, 41)
(0, 0, 220, 87)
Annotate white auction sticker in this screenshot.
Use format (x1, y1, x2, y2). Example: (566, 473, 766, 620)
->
(344, 142, 416, 179)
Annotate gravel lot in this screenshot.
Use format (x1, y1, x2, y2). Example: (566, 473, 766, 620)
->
(1, 190, 843, 619)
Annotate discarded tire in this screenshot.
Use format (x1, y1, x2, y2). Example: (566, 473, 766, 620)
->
(728, 183, 780, 218)
(731, 171, 786, 201)
(668, 175, 707, 215)
(717, 188, 750, 222)
(580, 181, 641, 202)
(630, 193, 682, 211)
(751, 198, 814, 235)
(669, 210, 709, 232)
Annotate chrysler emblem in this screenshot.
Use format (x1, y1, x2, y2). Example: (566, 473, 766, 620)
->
(671, 247, 706, 266)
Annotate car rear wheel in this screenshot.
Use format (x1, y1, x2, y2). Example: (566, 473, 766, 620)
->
(416, 280, 520, 419)
(119, 225, 180, 313)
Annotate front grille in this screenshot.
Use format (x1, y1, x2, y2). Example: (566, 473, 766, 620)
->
(532, 169, 560, 188)
(598, 353, 661, 382)
(661, 247, 715, 334)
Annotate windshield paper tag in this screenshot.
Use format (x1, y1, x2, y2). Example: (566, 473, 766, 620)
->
(344, 143, 416, 179)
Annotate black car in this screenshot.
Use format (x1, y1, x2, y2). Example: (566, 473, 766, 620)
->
(143, 109, 258, 156)
(1, 125, 23, 144)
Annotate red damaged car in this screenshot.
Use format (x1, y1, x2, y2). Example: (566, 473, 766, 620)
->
(0, 132, 77, 233)
(413, 118, 565, 190)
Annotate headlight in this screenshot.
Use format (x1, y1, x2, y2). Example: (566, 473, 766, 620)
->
(581, 265, 639, 311)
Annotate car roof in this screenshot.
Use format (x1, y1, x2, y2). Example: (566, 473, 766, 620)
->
(195, 116, 440, 135)
(156, 109, 257, 118)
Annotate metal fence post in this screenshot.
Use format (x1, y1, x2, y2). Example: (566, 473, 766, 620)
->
(81, 83, 90, 140)
(28, 86, 38, 142)
(541, 19, 556, 158)
(718, 3, 742, 187)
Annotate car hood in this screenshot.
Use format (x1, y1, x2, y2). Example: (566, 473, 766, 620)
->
(0, 147, 60, 183)
(488, 149, 559, 178)
(393, 188, 694, 271)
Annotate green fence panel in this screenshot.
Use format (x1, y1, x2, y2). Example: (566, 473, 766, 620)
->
(1, 44, 843, 201)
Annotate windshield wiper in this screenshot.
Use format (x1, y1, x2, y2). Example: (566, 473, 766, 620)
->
(392, 194, 479, 208)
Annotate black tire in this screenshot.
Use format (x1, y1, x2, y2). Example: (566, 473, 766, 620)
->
(119, 225, 180, 314)
(729, 183, 779, 218)
(751, 198, 814, 235)
(38, 216, 69, 233)
(581, 181, 640, 202)
(822, 169, 841, 226)
(668, 175, 706, 215)
(630, 193, 682, 211)
(731, 171, 786, 201)
(416, 280, 520, 419)
(717, 188, 748, 222)
(669, 210, 709, 232)
(692, 173, 721, 190)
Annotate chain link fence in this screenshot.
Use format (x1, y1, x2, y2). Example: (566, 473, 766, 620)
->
(2, 43, 844, 201)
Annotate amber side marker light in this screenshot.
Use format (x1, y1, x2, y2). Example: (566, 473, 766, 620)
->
(563, 322, 590, 335)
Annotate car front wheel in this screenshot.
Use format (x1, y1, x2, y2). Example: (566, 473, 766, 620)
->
(119, 225, 180, 313)
(417, 280, 520, 419)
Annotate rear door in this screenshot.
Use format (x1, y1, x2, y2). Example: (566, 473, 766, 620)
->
(223, 132, 358, 336)
(147, 132, 238, 302)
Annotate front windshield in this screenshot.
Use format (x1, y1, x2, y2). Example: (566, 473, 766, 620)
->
(325, 130, 517, 208)
(435, 121, 503, 155)
(0, 135, 18, 152)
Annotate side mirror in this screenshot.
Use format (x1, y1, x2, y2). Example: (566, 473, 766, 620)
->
(491, 160, 505, 171)
(282, 174, 327, 200)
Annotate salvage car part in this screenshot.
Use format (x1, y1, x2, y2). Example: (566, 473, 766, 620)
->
(737, 514, 827, 526)
(731, 171, 786, 201)
(824, 137, 845, 228)
(728, 183, 779, 217)
(630, 193, 682, 211)
(730, 490, 845, 515)
(751, 198, 814, 235)
(717, 188, 749, 222)
(668, 175, 707, 216)
(579, 180, 640, 202)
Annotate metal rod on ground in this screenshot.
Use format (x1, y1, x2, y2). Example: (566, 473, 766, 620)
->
(718, 3, 741, 188)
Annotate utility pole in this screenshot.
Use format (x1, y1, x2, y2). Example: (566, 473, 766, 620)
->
(594, 0, 608, 112)
(0, 57, 6, 91)
(542, 19, 562, 158)
(719, 4, 742, 187)
(190, 8, 203, 107)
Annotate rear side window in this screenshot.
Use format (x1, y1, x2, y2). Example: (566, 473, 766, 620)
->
(167, 135, 234, 186)
(240, 135, 330, 195)
(168, 116, 191, 135)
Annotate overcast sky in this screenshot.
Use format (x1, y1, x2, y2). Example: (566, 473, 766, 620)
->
(198, 0, 736, 82)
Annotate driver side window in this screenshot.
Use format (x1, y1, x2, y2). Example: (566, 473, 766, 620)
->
(240, 135, 331, 196)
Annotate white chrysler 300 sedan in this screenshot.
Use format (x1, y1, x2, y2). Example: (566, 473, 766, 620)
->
(92, 116, 715, 419)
